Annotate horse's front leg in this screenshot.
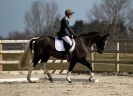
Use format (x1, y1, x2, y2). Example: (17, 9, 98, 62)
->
(66, 71, 72, 83)
(89, 72, 99, 83)
(66, 60, 77, 83)
(79, 58, 98, 83)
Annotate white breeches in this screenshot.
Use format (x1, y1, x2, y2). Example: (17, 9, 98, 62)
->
(62, 36, 72, 46)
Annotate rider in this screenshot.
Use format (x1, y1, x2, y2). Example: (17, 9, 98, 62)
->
(57, 9, 76, 59)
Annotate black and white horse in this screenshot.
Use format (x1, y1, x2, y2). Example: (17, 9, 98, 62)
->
(20, 32, 109, 83)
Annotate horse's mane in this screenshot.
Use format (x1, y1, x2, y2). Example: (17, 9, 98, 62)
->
(79, 32, 103, 37)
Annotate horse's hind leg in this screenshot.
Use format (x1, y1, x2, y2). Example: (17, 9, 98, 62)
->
(41, 55, 53, 83)
(42, 64, 53, 83)
(27, 61, 34, 83)
(27, 57, 39, 83)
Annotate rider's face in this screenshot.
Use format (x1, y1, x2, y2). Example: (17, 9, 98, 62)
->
(67, 14, 73, 19)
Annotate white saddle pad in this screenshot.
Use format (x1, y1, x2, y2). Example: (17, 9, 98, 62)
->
(55, 38, 65, 51)
(55, 37, 75, 52)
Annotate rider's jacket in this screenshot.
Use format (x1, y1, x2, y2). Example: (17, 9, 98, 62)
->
(58, 16, 75, 37)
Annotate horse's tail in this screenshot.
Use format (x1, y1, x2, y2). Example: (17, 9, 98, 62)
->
(19, 37, 38, 68)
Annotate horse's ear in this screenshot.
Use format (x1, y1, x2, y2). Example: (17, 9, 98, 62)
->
(102, 34, 110, 40)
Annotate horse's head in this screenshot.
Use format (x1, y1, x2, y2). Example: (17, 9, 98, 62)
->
(79, 32, 109, 54)
(95, 34, 109, 54)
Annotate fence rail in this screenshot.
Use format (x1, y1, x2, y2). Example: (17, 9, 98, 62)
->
(0, 40, 133, 72)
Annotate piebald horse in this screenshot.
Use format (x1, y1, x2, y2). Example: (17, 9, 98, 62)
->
(20, 32, 109, 83)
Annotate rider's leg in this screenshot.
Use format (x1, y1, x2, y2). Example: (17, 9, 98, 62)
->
(62, 36, 72, 47)
(62, 36, 73, 60)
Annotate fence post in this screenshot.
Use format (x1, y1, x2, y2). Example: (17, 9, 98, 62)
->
(91, 46, 94, 71)
(0, 43, 3, 71)
(116, 42, 120, 72)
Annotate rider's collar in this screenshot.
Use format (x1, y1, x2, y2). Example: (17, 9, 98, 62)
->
(65, 16, 69, 21)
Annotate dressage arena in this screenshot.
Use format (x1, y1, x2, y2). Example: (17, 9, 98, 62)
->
(0, 39, 133, 96)
(0, 73, 133, 96)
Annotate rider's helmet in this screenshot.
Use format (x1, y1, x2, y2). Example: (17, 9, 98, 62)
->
(65, 9, 74, 16)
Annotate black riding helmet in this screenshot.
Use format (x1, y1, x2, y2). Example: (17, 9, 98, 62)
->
(65, 9, 74, 16)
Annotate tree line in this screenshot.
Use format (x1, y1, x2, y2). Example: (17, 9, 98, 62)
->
(0, 0, 133, 40)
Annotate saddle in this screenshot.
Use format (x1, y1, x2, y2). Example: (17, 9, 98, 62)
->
(55, 37, 75, 52)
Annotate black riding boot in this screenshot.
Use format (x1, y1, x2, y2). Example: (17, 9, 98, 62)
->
(65, 51, 72, 61)
(64, 46, 72, 60)
(62, 40, 72, 60)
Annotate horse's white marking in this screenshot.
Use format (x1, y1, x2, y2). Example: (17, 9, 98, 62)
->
(27, 63, 33, 82)
(90, 79, 99, 83)
(66, 71, 72, 82)
(90, 72, 95, 78)
(94, 79, 99, 83)
(89, 72, 99, 83)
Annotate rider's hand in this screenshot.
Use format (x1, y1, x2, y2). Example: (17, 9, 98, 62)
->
(71, 33, 77, 39)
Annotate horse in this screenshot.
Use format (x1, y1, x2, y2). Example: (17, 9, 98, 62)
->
(20, 32, 109, 83)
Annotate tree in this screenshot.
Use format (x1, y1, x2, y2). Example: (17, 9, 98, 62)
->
(72, 20, 89, 35)
(88, 20, 108, 33)
(7, 31, 32, 40)
(0, 35, 4, 40)
(126, 1, 133, 35)
(87, 0, 132, 39)
(25, 1, 60, 37)
(52, 16, 61, 36)
(25, 1, 43, 37)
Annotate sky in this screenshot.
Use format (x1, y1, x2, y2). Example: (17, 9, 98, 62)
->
(0, 0, 100, 37)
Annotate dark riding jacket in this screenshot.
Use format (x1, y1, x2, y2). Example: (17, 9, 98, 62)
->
(58, 16, 75, 37)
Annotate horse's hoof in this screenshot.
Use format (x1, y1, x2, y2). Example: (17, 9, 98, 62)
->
(50, 80, 53, 83)
(45, 77, 48, 80)
(68, 81, 72, 83)
(66, 77, 72, 83)
(94, 79, 99, 83)
(89, 78, 92, 82)
(28, 81, 32, 83)
(28, 80, 37, 83)
(49, 78, 53, 83)
(89, 78, 99, 83)
(28, 79, 32, 83)
(32, 81, 37, 83)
